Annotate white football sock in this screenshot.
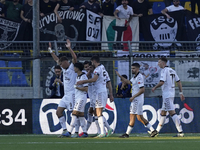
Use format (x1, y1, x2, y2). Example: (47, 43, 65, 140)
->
(145, 123, 154, 132)
(79, 117, 87, 133)
(126, 125, 133, 135)
(75, 118, 80, 133)
(59, 116, 67, 130)
(86, 113, 93, 131)
(68, 115, 77, 133)
(171, 114, 183, 133)
(98, 116, 105, 134)
(103, 116, 111, 130)
(156, 115, 166, 132)
(95, 116, 101, 134)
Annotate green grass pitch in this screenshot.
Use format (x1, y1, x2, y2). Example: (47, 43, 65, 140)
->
(0, 133, 200, 150)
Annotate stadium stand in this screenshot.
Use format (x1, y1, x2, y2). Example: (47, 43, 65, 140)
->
(152, 2, 166, 14)
(184, 1, 199, 14)
(11, 71, 28, 86)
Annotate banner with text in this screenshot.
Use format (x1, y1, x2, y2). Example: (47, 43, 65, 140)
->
(140, 10, 187, 51)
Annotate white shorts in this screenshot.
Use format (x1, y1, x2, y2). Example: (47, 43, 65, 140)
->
(161, 97, 175, 111)
(58, 93, 75, 111)
(73, 98, 87, 112)
(130, 97, 144, 115)
(95, 92, 107, 108)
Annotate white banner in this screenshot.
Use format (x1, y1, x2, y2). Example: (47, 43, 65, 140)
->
(86, 10, 101, 41)
(175, 52, 200, 84)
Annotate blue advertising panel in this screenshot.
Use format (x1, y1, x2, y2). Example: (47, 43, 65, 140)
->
(115, 97, 199, 133)
(32, 97, 199, 134)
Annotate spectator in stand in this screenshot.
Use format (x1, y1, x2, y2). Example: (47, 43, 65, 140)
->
(40, 0, 57, 17)
(116, 74, 132, 98)
(132, 0, 152, 41)
(49, 65, 64, 98)
(0, 0, 6, 17)
(72, 0, 84, 10)
(6, 0, 26, 5)
(132, 0, 152, 17)
(54, 0, 74, 23)
(164, 0, 172, 7)
(190, 0, 200, 15)
(102, 0, 114, 16)
(80, 0, 103, 16)
(5, 0, 23, 22)
(113, 0, 134, 26)
(161, 0, 184, 19)
(20, 0, 33, 41)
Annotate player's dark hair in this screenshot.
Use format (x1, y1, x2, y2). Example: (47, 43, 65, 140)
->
(91, 55, 100, 63)
(59, 56, 68, 62)
(83, 61, 90, 65)
(74, 62, 84, 71)
(122, 74, 128, 79)
(54, 65, 62, 70)
(159, 57, 168, 63)
(131, 63, 140, 68)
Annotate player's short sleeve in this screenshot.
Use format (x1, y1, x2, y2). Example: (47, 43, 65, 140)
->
(105, 71, 110, 82)
(130, 77, 133, 84)
(82, 74, 88, 87)
(175, 71, 180, 82)
(137, 75, 144, 88)
(160, 69, 166, 82)
(93, 67, 100, 76)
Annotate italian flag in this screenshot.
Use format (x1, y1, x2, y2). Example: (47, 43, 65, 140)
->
(102, 15, 139, 51)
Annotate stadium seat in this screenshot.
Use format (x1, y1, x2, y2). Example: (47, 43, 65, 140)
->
(0, 60, 7, 71)
(8, 61, 22, 72)
(11, 71, 28, 86)
(152, 2, 166, 14)
(184, 2, 198, 14)
(0, 71, 10, 86)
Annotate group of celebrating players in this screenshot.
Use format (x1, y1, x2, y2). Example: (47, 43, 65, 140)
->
(48, 39, 185, 138)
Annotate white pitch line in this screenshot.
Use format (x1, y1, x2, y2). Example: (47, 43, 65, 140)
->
(0, 141, 200, 145)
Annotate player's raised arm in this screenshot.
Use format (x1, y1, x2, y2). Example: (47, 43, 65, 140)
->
(48, 42, 60, 65)
(65, 39, 77, 64)
(115, 70, 131, 85)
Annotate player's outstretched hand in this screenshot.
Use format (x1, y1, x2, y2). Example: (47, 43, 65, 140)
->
(109, 95, 114, 102)
(48, 42, 53, 53)
(180, 94, 185, 101)
(76, 81, 84, 85)
(151, 87, 155, 93)
(65, 39, 71, 49)
(129, 96, 134, 102)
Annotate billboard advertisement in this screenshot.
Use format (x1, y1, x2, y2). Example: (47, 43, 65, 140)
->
(32, 97, 199, 134)
(0, 99, 32, 134)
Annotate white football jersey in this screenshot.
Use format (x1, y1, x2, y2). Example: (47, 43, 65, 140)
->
(62, 63, 77, 95)
(130, 72, 144, 99)
(75, 73, 88, 100)
(160, 67, 180, 98)
(93, 64, 107, 93)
